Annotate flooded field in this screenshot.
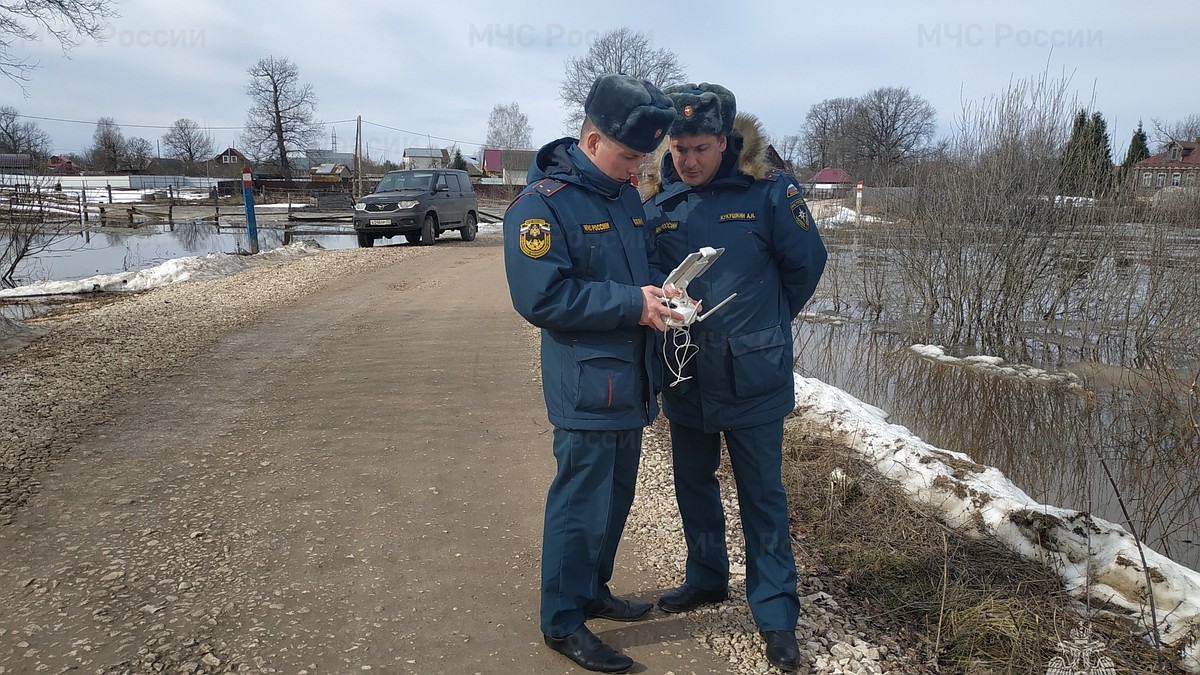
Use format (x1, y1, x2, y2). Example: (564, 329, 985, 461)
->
(799, 218, 1200, 570)
(5, 221, 358, 288)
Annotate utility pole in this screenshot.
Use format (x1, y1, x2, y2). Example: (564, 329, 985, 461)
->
(355, 115, 363, 200)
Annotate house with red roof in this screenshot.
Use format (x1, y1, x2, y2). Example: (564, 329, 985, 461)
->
(1132, 138, 1200, 193)
(803, 167, 855, 196)
(805, 167, 854, 186)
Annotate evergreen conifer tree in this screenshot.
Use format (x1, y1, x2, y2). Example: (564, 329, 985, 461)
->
(1059, 109, 1113, 198)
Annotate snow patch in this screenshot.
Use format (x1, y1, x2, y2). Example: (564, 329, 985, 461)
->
(911, 343, 1083, 390)
(818, 205, 884, 226)
(0, 241, 325, 298)
(791, 373, 1200, 672)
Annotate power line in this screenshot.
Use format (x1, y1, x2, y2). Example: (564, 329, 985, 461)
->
(12, 113, 484, 148)
(360, 120, 484, 148)
(13, 112, 242, 131)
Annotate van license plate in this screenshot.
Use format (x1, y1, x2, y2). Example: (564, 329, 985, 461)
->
(369, 219, 391, 225)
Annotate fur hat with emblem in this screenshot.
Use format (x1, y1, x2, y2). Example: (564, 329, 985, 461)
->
(663, 82, 736, 137)
(583, 73, 676, 153)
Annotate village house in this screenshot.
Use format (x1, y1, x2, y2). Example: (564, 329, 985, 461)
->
(403, 147, 450, 170)
(803, 167, 856, 197)
(1132, 138, 1200, 193)
(47, 155, 81, 175)
(481, 148, 536, 186)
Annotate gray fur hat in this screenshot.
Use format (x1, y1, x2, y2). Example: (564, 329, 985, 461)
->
(583, 74, 675, 153)
(664, 82, 736, 137)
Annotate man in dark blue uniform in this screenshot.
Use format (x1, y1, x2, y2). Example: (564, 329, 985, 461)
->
(503, 73, 678, 674)
(641, 83, 828, 673)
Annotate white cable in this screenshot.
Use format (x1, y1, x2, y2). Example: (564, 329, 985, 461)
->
(663, 325, 699, 388)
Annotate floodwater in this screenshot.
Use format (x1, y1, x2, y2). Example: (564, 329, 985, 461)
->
(5, 213, 1198, 571)
(797, 222, 1200, 572)
(6, 221, 358, 287)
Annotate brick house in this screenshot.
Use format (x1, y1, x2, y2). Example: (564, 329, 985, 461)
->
(1132, 138, 1200, 193)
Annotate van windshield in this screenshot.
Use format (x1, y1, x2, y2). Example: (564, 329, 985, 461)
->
(376, 171, 433, 192)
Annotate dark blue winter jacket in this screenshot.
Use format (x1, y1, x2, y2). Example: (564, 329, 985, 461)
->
(642, 118, 827, 433)
(503, 138, 660, 431)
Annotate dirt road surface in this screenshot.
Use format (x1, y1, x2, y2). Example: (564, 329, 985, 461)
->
(0, 234, 734, 674)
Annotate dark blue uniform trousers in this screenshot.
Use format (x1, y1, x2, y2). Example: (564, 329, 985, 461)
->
(669, 418, 799, 631)
(541, 427, 642, 637)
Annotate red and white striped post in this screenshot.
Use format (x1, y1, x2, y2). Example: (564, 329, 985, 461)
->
(855, 180, 864, 225)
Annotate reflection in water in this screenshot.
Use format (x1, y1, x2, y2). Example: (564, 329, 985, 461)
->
(4, 221, 356, 286)
(796, 319, 1200, 570)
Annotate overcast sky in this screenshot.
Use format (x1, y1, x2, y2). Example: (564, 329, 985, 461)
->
(8, 0, 1199, 163)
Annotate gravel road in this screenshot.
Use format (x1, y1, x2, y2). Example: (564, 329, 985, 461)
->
(0, 231, 930, 674)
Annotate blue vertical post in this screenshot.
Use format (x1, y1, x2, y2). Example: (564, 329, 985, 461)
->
(241, 166, 260, 254)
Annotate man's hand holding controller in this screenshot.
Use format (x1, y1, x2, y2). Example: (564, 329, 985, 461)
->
(658, 285, 704, 328)
(639, 284, 684, 332)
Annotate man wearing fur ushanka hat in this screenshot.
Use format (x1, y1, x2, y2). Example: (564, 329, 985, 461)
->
(641, 83, 828, 673)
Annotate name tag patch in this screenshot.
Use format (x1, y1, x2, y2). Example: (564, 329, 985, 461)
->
(581, 221, 611, 233)
(655, 221, 679, 235)
(719, 211, 756, 222)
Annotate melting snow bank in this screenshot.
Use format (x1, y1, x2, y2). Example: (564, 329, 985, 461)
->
(0, 241, 326, 298)
(911, 343, 1085, 391)
(817, 205, 884, 227)
(791, 373, 1200, 671)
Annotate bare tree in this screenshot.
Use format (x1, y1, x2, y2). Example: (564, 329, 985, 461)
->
(124, 136, 152, 171)
(1, 176, 76, 288)
(1, 0, 117, 92)
(1149, 114, 1200, 151)
(800, 97, 857, 171)
(485, 102, 532, 150)
(161, 117, 214, 165)
(559, 27, 686, 131)
(241, 55, 321, 179)
(847, 86, 937, 185)
(85, 117, 125, 172)
(0, 106, 51, 157)
(771, 133, 804, 176)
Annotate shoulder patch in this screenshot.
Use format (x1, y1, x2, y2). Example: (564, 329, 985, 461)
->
(519, 218, 553, 258)
(531, 178, 567, 198)
(786, 183, 799, 198)
(789, 199, 810, 231)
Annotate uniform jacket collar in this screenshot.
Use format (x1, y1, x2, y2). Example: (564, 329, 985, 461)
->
(528, 137, 626, 200)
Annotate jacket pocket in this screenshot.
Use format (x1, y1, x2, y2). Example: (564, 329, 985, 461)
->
(574, 344, 638, 413)
(728, 325, 789, 399)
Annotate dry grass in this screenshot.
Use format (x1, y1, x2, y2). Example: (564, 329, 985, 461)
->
(781, 428, 1181, 674)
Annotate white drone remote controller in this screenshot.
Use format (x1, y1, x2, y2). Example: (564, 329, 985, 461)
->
(659, 246, 737, 328)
